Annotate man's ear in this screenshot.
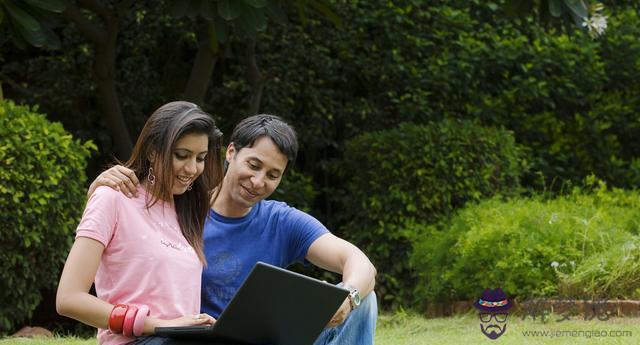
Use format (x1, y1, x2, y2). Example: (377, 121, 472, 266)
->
(225, 143, 236, 162)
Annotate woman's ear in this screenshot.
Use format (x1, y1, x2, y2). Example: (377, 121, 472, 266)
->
(148, 150, 156, 164)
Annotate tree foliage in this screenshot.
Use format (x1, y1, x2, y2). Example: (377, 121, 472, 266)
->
(338, 120, 526, 306)
(0, 0, 67, 49)
(0, 100, 95, 333)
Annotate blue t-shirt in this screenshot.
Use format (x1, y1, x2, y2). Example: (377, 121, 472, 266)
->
(201, 199, 329, 317)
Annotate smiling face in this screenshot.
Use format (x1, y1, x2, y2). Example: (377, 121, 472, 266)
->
(169, 132, 209, 195)
(217, 136, 288, 217)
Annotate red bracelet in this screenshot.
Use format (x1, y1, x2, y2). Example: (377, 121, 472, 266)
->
(122, 305, 139, 337)
(108, 304, 129, 334)
(133, 305, 149, 337)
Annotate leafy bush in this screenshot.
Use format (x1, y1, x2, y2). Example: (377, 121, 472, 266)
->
(243, 3, 640, 195)
(270, 169, 317, 213)
(457, 8, 640, 189)
(412, 178, 640, 303)
(0, 101, 95, 333)
(339, 119, 526, 307)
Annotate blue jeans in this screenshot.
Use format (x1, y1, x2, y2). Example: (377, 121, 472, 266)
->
(313, 291, 378, 345)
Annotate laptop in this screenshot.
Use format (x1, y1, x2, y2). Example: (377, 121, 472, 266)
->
(155, 262, 349, 345)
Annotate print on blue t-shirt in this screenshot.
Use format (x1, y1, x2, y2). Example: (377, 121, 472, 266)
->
(201, 200, 329, 318)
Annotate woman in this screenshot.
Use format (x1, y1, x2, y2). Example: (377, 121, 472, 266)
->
(56, 101, 223, 345)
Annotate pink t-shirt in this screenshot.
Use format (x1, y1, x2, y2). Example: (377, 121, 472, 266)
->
(76, 186, 203, 345)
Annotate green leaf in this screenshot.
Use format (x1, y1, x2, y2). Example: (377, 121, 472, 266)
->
(207, 20, 219, 54)
(0, 8, 5, 25)
(308, 0, 342, 28)
(243, 0, 268, 9)
(265, 1, 287, 24)
(181, 0, 202, 18)
(295, 0, 307, 26)
(198, 0, 216, 21)
(3, 1, 40, 32)
(5, 9, 46, 47)
(238, 6, 266, 33)
(217, 0, 243, 21)
(22, 0, 68, 13)
(548, 0, 562, 18)
(169, 0, 189, 18)
(504, 0, 532, 17)
(214, 17, 229, 43)
(563, 0, 587, 19)
(39, 22, 61, 49)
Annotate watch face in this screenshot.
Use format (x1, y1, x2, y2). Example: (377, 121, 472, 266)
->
(351, 290, 361, 306)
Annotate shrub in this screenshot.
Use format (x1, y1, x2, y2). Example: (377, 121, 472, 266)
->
(0, 101, 95, 333)
(412, 178, 640, 303)
(339, 119, 526, 307)
(270, 169, 317, 213)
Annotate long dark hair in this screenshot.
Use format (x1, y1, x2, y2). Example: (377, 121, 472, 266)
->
(124, 101, 223, 263)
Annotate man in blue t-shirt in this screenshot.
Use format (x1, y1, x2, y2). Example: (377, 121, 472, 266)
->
(90, 115, 378, 345)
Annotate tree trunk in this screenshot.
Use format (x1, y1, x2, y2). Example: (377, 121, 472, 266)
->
(183, 31, 218, 106)
(94, 54, 132, 159)
(63, 1, 133, 159)
(246, 39, 266, 115)
(93, 18, 132, 159)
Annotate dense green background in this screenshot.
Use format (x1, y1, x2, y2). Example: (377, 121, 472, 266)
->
(1, 0, 639, 335)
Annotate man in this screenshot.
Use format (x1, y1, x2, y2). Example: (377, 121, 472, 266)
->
(89, 114, 378, 344)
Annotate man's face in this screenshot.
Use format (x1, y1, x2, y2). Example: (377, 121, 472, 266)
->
(223, 136, 288, 214)
(479, 312, 509, 339)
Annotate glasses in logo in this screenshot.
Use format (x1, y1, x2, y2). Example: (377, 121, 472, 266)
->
(479, 313, 508, 323)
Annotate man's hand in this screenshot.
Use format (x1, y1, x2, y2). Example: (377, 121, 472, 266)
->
(87, 165, 139, 198)
(327, 297, 351, 328)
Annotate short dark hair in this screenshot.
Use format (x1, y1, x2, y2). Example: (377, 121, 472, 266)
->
(229, 114, 298, 168)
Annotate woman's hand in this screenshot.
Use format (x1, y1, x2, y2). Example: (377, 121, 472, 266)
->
(168, 313, 216, 327)
(146, 313, 216, 335)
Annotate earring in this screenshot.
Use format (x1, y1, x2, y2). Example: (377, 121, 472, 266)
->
(187, 182, 193, 191)
(148, 167, 156, 185)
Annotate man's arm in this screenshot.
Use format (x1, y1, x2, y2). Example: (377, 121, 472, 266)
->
(306, 233, 376, 326)
(306, 233, 376, 297)
(87, 165, 139, 198)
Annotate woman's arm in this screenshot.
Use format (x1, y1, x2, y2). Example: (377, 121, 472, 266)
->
(56, 237, 115, 329)
(56, 237, 214, 335)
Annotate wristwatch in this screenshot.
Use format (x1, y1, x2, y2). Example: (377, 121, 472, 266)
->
(342, 284, 362, 310)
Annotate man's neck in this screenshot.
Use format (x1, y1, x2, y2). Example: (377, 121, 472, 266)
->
(212, 187, 252, 218)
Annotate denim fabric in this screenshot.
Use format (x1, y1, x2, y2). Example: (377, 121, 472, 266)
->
(313, 292, 378, 345)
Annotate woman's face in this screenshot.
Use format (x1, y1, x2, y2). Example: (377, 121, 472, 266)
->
(171, 133, 209, 195)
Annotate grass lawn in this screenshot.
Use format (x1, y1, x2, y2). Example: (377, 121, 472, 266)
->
(1, 313, 638, 344)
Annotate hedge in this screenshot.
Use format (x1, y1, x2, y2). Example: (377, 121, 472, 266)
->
(412, 179, 640, 303)
(339, 119, 526, 307)
(0, 100, 95, 333)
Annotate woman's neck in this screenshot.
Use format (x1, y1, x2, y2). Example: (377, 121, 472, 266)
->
(141, 181, 174, 207)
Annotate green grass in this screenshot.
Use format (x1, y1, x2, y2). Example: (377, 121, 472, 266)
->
(377, 312, 640, 344)
(1, 313, 638, 344)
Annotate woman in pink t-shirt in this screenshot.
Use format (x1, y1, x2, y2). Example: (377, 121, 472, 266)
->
(56, 101, 224, 345)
